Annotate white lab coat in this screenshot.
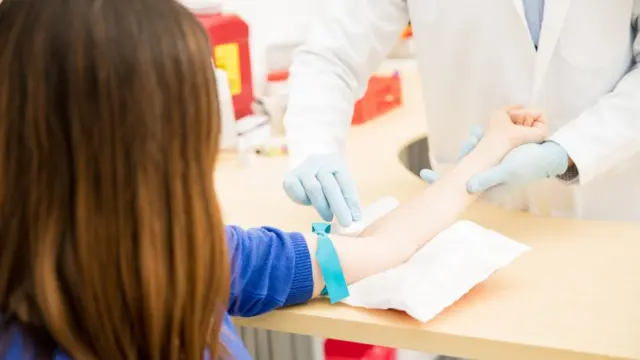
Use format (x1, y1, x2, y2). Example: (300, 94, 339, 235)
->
(284, 0, 640, 221)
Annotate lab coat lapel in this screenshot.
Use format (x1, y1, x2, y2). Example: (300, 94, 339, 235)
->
(511, 0, 529, 29)
(531, 0, 573, 100)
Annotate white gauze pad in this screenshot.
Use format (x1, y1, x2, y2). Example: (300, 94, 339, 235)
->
(334, 197, 400, 236)
(341, 220, 530, 323)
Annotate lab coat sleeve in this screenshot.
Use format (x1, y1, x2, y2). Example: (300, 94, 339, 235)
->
(283, 0, 410, 167)
(550, 8, 640, 185)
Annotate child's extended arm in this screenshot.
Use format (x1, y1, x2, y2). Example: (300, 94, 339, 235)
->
(226, 108, 546, 317)
(305, 107, 548, 295)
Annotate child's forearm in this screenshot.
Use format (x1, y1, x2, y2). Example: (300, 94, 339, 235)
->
(361, 134, 509, 259)
(305, 135, 511, 296)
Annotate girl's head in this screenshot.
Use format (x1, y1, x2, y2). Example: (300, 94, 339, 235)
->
(0, 0, 229, 358)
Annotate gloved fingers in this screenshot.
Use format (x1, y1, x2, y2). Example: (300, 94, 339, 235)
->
(458, 126, 484, 159)
(419, 169, 440, 184)
(467, 165, 509, 193)
(300, 174, 334, 222)
(318, 171, 355, 226)
(469, 125, 484, 138)
(333, 170, 362, 222)
(283, 174, 312, 205)
(540, 141, 570, 176)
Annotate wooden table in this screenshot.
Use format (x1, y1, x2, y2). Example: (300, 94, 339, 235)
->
(216, 63, 640, 360)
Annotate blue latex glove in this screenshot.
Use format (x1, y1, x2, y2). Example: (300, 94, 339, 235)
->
(419, 126, 484, 184)
(283, 154, 362, 226)
(420, 127, 570, 192)
(465, 141, 569, 193)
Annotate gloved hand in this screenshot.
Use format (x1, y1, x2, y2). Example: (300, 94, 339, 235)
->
(283, 154, 362, 226)
(464, 141, 569, 193)
(419, 126, 484, 184)
(420, 129, 570, 193)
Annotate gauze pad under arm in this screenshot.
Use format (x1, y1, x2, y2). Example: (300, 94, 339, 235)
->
(340, 214, 530, 322)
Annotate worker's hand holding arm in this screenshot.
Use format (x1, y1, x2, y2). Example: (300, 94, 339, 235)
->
(421, 133, 570, 192)
(307, 108, 548, 296)
(420, 108, 566, 189)
(423, 8, 640, 192)
(424, 109, 571, 192)
(283, 0, 410, 226)
(463, 140, 570, 193)
(546, 7, 640, 186)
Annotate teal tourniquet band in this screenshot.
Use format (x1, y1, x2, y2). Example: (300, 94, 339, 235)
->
(312, 222, 349, 304)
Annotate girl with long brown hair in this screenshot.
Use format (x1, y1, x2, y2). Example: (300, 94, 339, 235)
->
(0, 0, 547, 359)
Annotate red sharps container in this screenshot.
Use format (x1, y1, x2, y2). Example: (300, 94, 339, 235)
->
(196, 7, 254, 119)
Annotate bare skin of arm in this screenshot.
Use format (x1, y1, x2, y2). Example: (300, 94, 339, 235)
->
(304, 107, 548, 295)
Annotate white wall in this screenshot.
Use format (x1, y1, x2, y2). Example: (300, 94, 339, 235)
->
(223, 0, 323, 95)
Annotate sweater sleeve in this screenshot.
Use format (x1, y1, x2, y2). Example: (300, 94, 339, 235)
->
(224, 225, 314, 317)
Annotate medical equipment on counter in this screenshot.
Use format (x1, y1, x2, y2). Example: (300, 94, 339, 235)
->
(264, 70, 290, 136)
(263, 43, 300, 136)
(352, 72, 402, 125)
(236, 114, 270, 166)
(215, 68, 237, 150)
(255, 137, 288, 157)
(195, 9, 253, 119)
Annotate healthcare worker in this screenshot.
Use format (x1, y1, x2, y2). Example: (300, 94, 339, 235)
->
(283, 0, 640, 224)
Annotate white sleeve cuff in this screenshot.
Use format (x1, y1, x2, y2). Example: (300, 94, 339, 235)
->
(286, 135, 343, 169)
(549, 120, 598, 185)
(556, 164, 580, 184)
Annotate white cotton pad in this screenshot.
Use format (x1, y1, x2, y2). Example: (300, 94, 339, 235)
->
(334, 197, 400, 237)
(334, 221, 366, 236)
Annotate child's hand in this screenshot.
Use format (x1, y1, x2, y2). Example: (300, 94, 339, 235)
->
(420, 106, 550, 185)
(486, 106, 548, 149)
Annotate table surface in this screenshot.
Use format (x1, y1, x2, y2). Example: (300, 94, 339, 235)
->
(217, 63, 640, 360)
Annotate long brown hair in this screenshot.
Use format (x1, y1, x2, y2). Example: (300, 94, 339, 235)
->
(0, 0, 230, 358)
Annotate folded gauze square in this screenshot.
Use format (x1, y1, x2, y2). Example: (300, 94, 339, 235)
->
(337, 198, 531, 323)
